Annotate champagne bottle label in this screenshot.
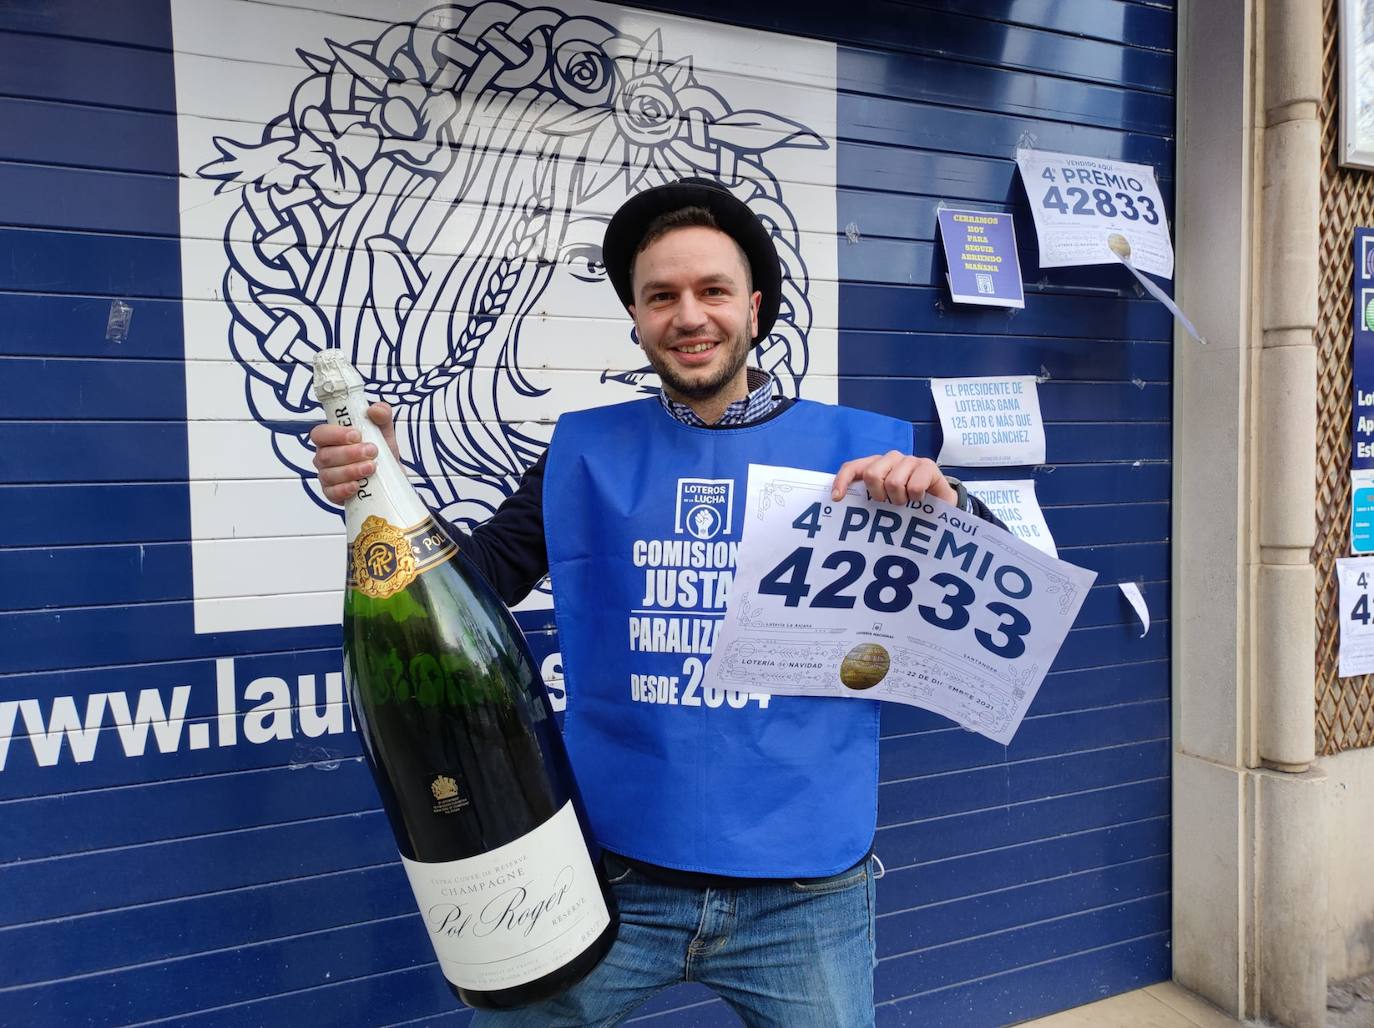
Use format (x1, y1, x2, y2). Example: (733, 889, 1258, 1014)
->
(348, 514, 458, 597)
(400, 801, 612, 991)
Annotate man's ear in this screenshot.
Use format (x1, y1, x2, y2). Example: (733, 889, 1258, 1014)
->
(748, 290, 762, 337)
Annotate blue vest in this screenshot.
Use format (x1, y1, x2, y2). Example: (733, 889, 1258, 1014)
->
(543, 398, 912, 876)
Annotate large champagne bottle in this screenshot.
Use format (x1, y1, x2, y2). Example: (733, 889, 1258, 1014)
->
(312, 352, 616, 1010)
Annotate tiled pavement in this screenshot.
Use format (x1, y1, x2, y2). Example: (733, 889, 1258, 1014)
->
(1020, 982, 1244, 1028)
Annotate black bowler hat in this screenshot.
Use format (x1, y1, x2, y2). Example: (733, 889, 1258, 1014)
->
(602, 177, 781, 345)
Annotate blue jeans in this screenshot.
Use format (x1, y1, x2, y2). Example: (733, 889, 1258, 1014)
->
(470, 852, 877, 1027)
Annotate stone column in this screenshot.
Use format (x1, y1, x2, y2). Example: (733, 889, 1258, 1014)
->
(1255, 1, 1327, 1025)
(1175, 1, 1329, 1024)
(1257, 0, 1318, 774)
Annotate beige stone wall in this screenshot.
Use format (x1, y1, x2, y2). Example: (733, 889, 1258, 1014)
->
(1318, 0, 1374, 752)
(1324, 747, 1374, 979)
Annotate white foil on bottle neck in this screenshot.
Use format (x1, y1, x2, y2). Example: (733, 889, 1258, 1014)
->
(317, 385, 430, 544)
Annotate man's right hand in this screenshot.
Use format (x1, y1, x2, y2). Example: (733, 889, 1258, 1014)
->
(309, 402, 401, 504)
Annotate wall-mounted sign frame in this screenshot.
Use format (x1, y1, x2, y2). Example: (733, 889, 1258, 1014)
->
(1340, 0, 1374, 169)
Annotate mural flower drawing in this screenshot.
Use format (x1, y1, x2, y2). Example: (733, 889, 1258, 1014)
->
(199, 1, 828, 552)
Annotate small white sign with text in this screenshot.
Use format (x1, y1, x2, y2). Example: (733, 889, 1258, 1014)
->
(964, 479, 1057, 558)
(933, 376, 1046, 468)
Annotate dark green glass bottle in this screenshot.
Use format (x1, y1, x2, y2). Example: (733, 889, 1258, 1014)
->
(313, 352, 616, 1010)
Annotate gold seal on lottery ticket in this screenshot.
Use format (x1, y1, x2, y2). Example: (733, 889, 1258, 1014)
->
(839, 643, 891, 690)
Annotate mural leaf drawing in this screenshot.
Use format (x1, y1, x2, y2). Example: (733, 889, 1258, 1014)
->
(200, 1, 827, 539)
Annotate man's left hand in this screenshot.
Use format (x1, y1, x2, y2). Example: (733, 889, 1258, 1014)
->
(831, 451, 957, 505)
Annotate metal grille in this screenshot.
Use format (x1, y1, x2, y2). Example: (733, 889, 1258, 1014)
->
(1316, 0, 1374, 753)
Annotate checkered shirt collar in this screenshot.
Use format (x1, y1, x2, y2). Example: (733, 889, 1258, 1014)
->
(658, 367, 783, 428)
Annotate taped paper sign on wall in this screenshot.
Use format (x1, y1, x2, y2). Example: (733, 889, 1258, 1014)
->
(936, 208, 1024, 308)
(1015, 148, 1173, 277)
(1015, 148, 1204, 342)
(964, 479, 1056, 557)
(932, 376, 1046, 467)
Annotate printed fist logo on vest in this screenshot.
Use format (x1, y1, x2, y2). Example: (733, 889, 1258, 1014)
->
(687, 505, 722, 540)
(676, 479, 734, 540)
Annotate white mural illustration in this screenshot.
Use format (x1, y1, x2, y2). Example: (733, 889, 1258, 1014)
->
(173, 0, 839, 632)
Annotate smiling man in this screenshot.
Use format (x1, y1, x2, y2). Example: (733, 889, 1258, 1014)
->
(624, 210, 758, 413)
(311, 178, 1003, 1026)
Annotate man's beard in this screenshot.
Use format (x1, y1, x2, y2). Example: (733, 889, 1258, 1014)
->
(647, 329, 752, 401)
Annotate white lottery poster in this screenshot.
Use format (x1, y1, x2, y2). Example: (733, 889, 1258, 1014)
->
(1015, 148, 1173, 278)
(1338, 557, 1374, 677)
(703, 465, 1097, 744)
(932, 376, 1046, 467)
